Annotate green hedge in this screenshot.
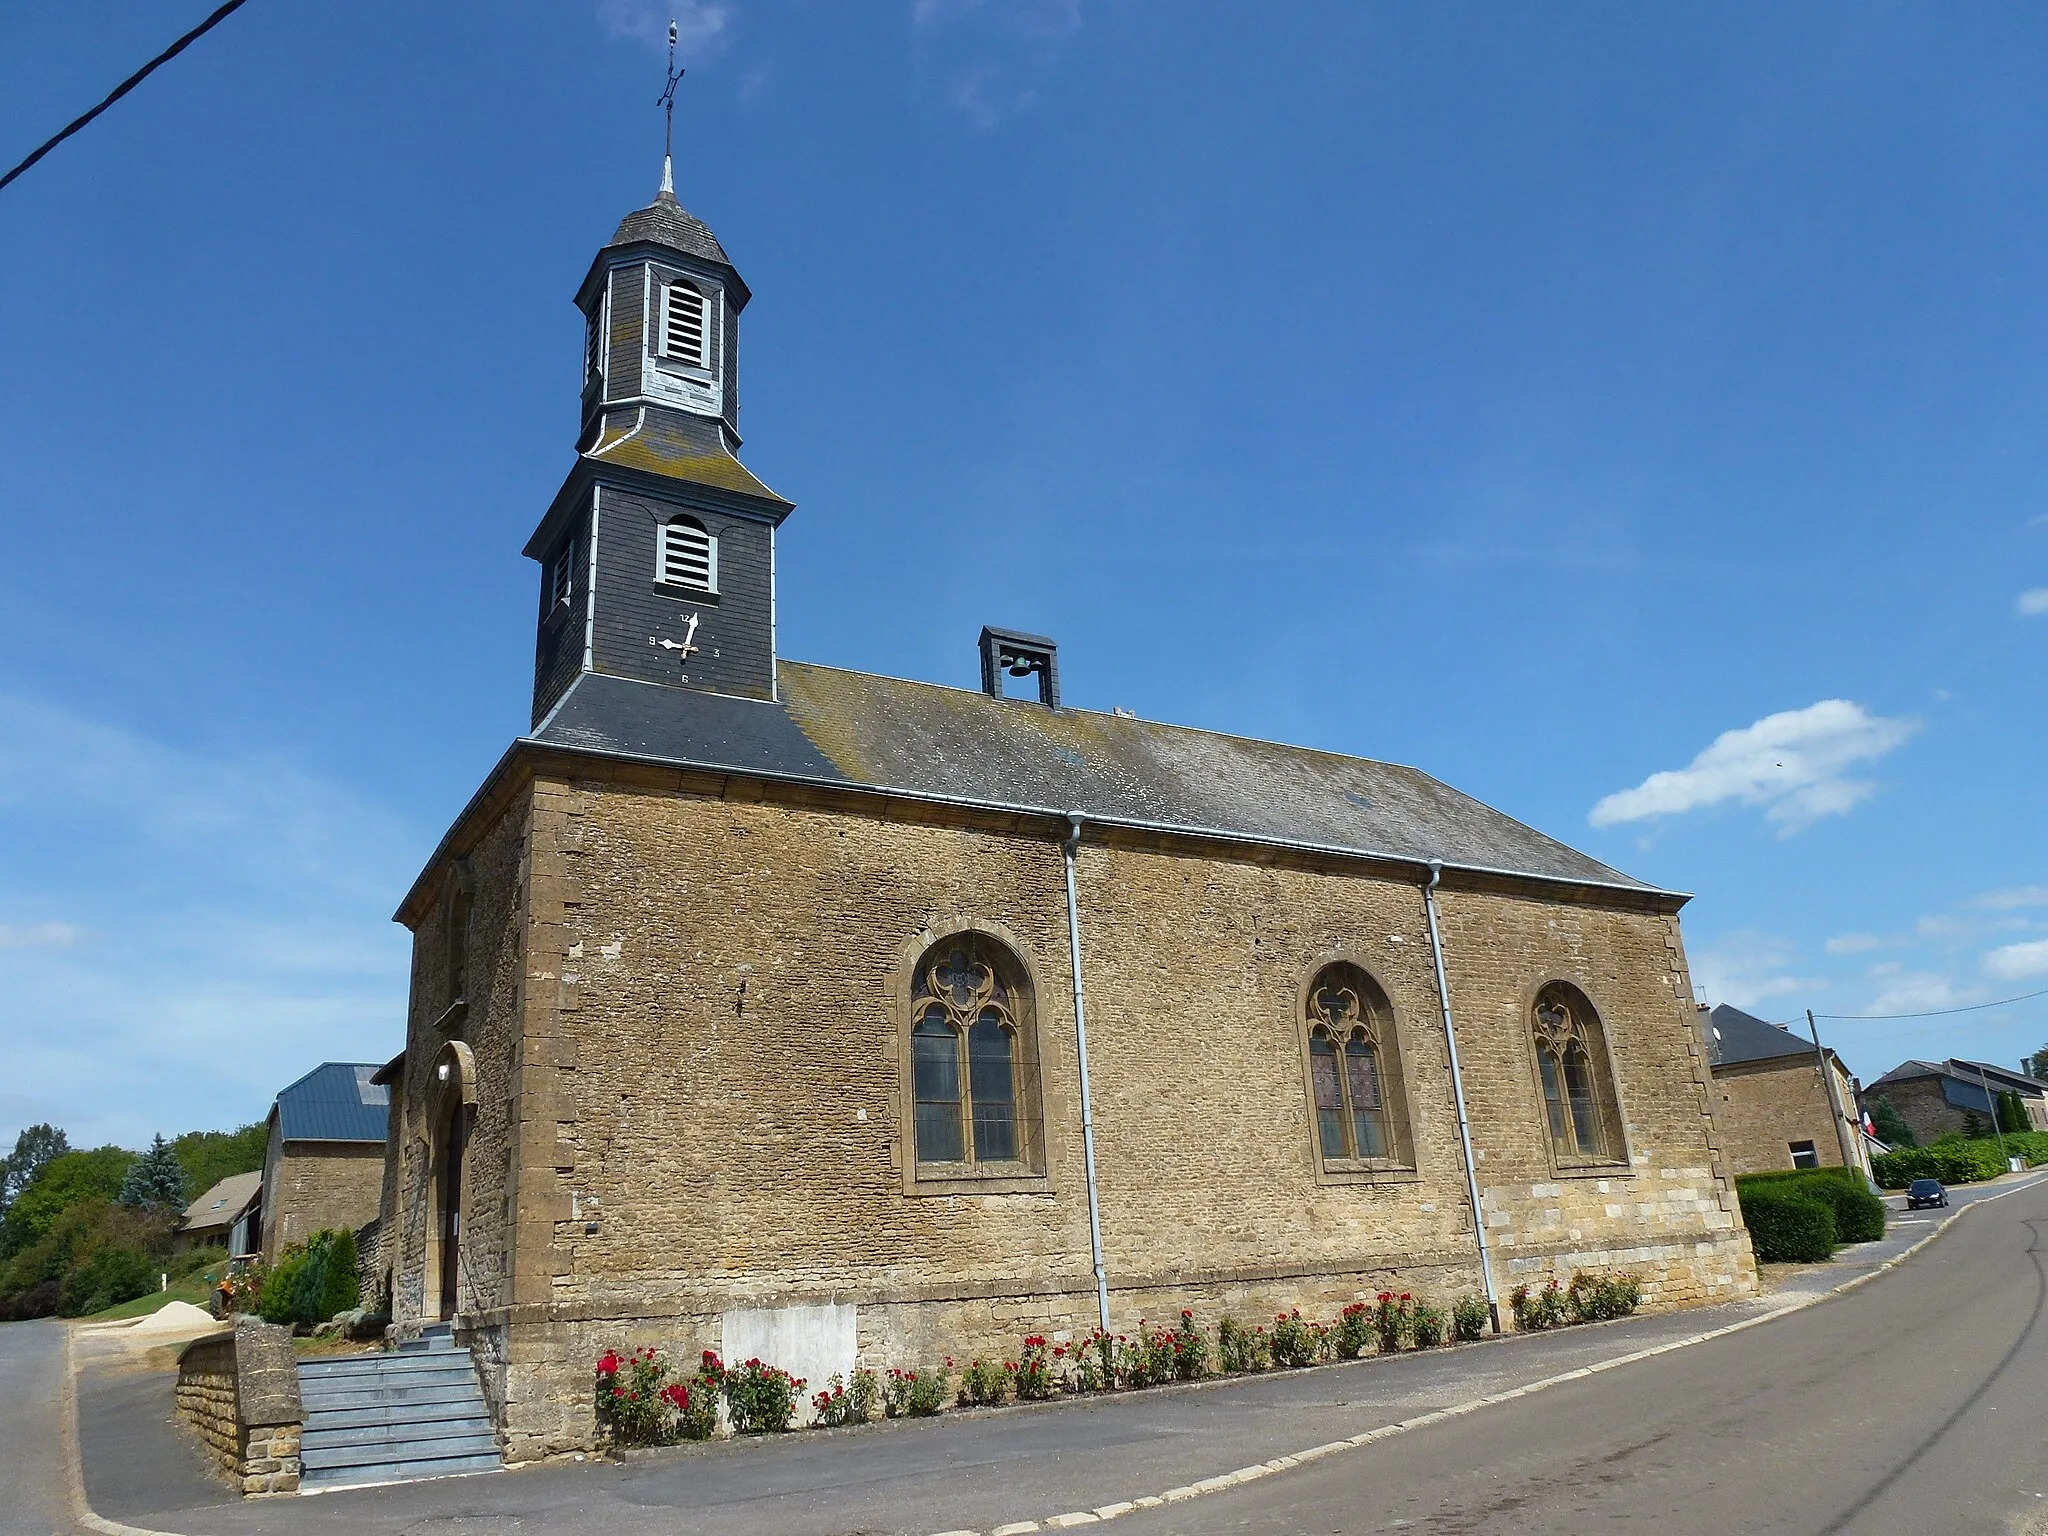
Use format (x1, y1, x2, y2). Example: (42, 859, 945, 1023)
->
(1871, 1138, 2017, 1190)
(1737, 1167, 1885, 1244)
(1736, 1184, 1836, 1262)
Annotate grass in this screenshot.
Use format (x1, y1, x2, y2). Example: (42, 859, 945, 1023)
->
(83, 1260, 228, 1321)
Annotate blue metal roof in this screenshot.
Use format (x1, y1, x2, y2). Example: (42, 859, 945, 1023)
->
(273, 1062, 390, 1144)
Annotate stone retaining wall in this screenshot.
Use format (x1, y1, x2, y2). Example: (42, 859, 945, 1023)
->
(175, 1317, 303, 1495)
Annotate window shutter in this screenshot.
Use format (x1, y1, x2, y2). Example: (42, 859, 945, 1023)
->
(658, 518, 716, 591)
(663, 283, 708, 368)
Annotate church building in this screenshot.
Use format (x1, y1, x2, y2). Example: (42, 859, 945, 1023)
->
(381, 169, 1757, 1460)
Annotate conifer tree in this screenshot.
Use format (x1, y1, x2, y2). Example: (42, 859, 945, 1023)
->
(1869, 1095, 1915, 1149)
(118, 1134, 188, 1212)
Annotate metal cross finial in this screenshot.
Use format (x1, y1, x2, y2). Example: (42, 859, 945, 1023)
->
(657, 18, 684, 196)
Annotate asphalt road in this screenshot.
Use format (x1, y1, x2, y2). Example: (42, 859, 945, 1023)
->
(1120, 1175, 2048, 1536)
(12, 1171, 2048, 1536)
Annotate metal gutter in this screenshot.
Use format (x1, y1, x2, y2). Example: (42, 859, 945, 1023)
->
(1424, 862, 1500, 1334)
(1061, 814, 1113, 1334)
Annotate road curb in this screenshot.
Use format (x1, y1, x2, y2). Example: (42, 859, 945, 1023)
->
(937, 1170, 2048, 1536)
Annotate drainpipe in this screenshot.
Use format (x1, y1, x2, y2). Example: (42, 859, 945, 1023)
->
(1062, 814, 1113, 1334)
(1423, 862, 1500, 1334)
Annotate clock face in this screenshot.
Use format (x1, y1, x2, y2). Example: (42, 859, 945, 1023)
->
(649, 610, 722, 684)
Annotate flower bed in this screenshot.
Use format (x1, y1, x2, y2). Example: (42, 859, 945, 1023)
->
(588, 1281, 1597, 1448)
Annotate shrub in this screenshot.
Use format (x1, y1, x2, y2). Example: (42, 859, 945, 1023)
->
(1270, 1310, 1325, 1367)
(1748, 1169, 1885, 1245)
(1071, 1330, 1117, 1392)
(1509, 1279, 1569, 1331)
(1372, 1293, 1411, 1354)
(883, 1367, 948, 1417)
(60, 1248, 154, 1315)
(1411, 1300, 1448, 1347)
(1452, 1295, 1489, 1342)
(813, 1369, 878, 1427)
(1013, 1337, 1060, 1400)
(315, 1227, 360, 1321)
(594, 1347, 671, 1448)
(1334, 1302, 1375, 1359)
(1166, 1310, 1209, 1380)
(1564, 1272, 1641, 1323)
(1738, 1185, 1836, 1262)
(956, 1357, 1010, 1407)
(1217, 1316, 1271, 1374)
(725, 1358, 804, 1433)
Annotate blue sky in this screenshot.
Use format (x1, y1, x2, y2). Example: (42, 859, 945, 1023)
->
(2, 1, 2045, 1149)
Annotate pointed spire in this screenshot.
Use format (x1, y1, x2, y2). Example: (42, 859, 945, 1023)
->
(659, 153, 674, 199)
(658, 17, 683, 203)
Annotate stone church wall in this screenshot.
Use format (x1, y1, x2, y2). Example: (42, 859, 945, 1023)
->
(399, 772, 1752, 1460)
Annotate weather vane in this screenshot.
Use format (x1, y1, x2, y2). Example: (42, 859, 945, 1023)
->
(658, 18, 683, 196)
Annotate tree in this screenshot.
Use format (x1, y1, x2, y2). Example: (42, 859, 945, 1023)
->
(1999, 1090, 2031, 1136)
(0, 1147, 133, 1259)
(119, 1135, 188, 1213)
(1869, 1095, 1915, 1149)
(172, 1124, 266, 1198)
(1962, 1108, 1988, 1140)
(2028, 1046, 2048, 1081)
(0, 1124, 70, 1211)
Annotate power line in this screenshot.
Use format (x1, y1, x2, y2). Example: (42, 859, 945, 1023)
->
(0, 0, 253, 196)
(1767, 984, 2048, 1026)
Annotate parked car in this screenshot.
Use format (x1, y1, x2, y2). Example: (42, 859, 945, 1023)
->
(1906, 1178, 1948, 1209)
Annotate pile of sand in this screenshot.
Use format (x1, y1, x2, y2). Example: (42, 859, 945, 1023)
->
(125, 1300, 223, 1336)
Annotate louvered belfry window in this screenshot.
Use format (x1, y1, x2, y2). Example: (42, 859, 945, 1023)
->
(549, 540, 575, 609)
(662, 281, 709, 369)
(657, 516, 717, 592)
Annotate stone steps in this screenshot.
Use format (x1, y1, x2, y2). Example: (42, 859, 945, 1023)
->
(294, 1328, 501, 1493)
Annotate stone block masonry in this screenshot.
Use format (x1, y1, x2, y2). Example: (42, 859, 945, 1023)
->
(175, 1317, 303, 1495)
(387, 765, 1757, 1461)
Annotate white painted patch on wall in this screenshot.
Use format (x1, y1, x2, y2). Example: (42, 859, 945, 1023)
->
(722, 1303, 857, 1403)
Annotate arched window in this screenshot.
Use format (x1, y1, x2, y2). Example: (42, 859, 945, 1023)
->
(657, 515, 717, 592)
(1531, 983, 1623, 1164)
(908, 935, 1040, 1171)
(1303, 963, 1412, 1171)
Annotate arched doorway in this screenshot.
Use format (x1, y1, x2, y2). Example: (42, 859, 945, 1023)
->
(426, 1041, 477, 1323)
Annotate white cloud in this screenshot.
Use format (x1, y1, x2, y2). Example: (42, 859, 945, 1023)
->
(1975, 885, 2048, 910)
(597, 0, 731, 56)
(0, 921, 85, 949)
(1825, 933, 1882, 955)
(1691, 933, 1813, 1012)
(2017, 589, 2048, 617)
(1866, 968, 1973, 1015)
(1589, 700, 1918, 837)
(1984, 940, 2048, 982)
(1917, 914, 1969, 940)
(911, 0, 1082, 127)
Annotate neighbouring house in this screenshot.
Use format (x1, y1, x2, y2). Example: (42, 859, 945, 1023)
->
(260, 1063, 391, 1261)
(176, 1172, 263, 1257)
(1698, 1005, 1869, 1177)
(377, 169, 1758, 1463)
(1863, 1059, 2048, 1146)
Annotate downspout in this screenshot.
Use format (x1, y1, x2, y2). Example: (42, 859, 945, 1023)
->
(1062, 814, 1113, 1334)
(1423, 862, 1500, 1334)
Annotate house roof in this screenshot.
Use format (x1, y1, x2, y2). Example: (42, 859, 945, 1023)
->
(1951, 1059, 2048, 1097)
(528, 664, 1667, 899)
(180, 1171, 262, 1230)
(271, 1062, 390, 1144)
(1706, 1005, 1824, 1068)
(1868, 1058, 2046, 1104)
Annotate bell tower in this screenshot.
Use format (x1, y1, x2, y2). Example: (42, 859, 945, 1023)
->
(524, 158, 793, 727)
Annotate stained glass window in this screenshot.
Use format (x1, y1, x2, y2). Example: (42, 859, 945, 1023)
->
(1305, 964, 1405, 1168)
(909, 937, 1033, 1169)
(1531, 986, 1618, 1162)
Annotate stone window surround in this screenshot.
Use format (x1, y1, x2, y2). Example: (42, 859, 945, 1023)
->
(891, 916, 1053, 1198)
(1293, 950, 1422, 1186)
(1519, 974, 1634, 1178)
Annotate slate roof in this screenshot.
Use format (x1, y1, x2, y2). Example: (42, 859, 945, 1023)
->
(611, 189, 731, 268)
(529, 663, 1663, 896)
(272, 1062, 390, 1144)
(1869, 1058, 2047, 1099)
(1705, 1004, 1820, 1068)
(180, 1171, 262, 1231)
